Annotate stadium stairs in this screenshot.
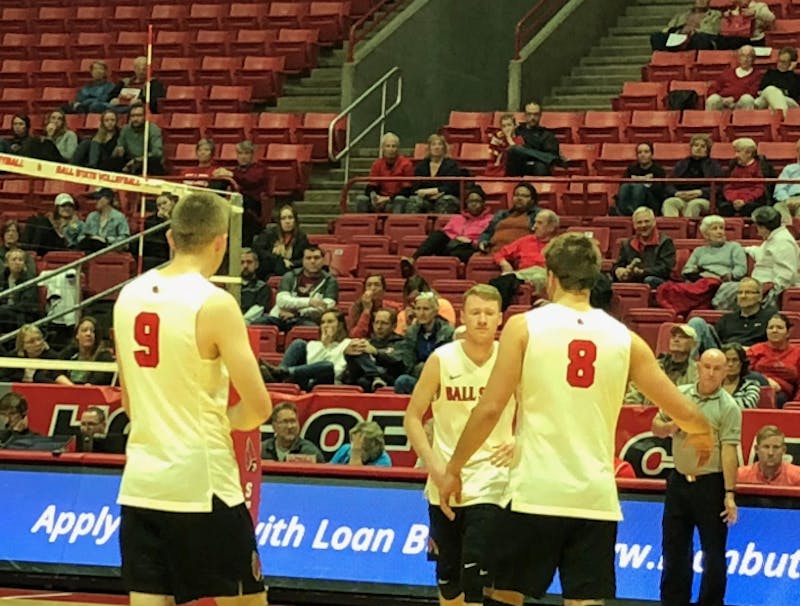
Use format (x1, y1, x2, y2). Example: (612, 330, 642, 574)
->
(544, 0, 688, 111)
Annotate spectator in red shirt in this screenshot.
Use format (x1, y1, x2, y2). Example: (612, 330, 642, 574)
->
(484, 114, 523, 177)
(706, 45, 759, 110)
(737, 425, 800, 485)
(181, 138, 228, 189)
(718, 137, 773, 217)
(747, 313, 800, 407)
(348, 274, 403, 339)
(355, 132, 413, 214)
(216, 140, 272, 218)
(400, 185, 494, 277)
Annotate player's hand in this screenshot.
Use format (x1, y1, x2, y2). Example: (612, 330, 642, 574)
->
(489, 440, 515, 467)
(685, 430, 714, 467)
(721, 493, 738, 526)
(437, 466, 462, 521)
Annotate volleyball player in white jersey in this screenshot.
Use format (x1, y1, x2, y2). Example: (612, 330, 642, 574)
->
(404, 284, 514, 606)
(438, 233, 714, 606)
(113, 192, 272, 606)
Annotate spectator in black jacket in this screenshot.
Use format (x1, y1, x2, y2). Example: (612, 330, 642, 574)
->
(0, 250, 39, 333)
(404, 134, 464, 214)
(251, 204, 311, 280)
(755, 47, 800, 117)
(615, 142, 667, 216)
(661, 135, 724, 218)
(612, 206, 676, 288)
(505, 101, 561, 177)
(345, 307, 407, 392)
(139, 192, 175, 270)
(241, 248, 272, 324)
(56, 316, 115, 385)
(0, 324, 72, 384)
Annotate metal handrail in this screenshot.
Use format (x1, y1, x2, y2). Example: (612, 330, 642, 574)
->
(327, 66, 402, 187)
(514, 0, 570, 60)
(347, 0, 407, 62)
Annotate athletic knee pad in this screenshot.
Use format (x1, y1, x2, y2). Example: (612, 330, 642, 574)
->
(437, 576, 462, 601)
(462, 563, 488, 604)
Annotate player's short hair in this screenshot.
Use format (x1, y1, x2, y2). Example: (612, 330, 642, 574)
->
(463, 284, 502, 307)
(544, 232, 601, 292)
(755, 424, 785, 446)
(170, 192, 230, 252)
(270, 401, 298, 423)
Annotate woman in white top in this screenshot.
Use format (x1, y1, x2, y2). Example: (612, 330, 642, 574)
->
(268, 309, 356, 391)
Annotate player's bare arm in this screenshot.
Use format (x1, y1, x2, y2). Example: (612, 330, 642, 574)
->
(448, 315, 526, 472)
(114, 334, 131, 417)
(651, 414, 678, 438)
(198, 290, 271, 430)
(403, 354, 447, 482)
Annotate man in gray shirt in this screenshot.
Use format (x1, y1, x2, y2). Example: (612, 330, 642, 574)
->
(112, 103, 165, 175)
(653, 348, 741, 606)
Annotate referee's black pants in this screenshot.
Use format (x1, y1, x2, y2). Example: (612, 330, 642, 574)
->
(660, 471, 728, 606)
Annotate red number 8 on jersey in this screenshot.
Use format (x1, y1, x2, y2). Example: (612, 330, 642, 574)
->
(134, 312, 160, 368)
(566, 339, 597, 388)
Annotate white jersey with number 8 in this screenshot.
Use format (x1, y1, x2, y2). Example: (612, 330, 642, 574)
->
(506, 303, 631, 521)
(114, 270, 243, 513)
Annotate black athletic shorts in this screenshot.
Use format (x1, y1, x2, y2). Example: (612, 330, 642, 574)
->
(491, 505, 617, 600)
(428, 503, 499, 601)
(120, 495, 264, 604)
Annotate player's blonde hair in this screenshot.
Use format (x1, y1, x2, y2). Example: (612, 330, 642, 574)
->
(170, 192, 230, 252)
(463, 284, 502, 307)
(544, 232, 601, 292)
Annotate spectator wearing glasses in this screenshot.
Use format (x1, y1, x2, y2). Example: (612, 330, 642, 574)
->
(261, 401, 324, 463)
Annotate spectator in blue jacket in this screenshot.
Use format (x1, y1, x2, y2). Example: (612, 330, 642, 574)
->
(79, 188, 130, 252)
(66, 62, 116, 114)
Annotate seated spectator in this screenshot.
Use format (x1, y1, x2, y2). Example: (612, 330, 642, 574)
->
(251, 204, 310, 280)
(650, 0, 720, 52)
(721, 342, 763, 408)
(772, 138, 800, 225)
(614, 142, 666, 216)
(112, 103, 165, 175)
(0, 220, 36, 275)
(21, 194, 85, 256)
(612, 207, 676, 288)
(329, 420, 391, 466)
(705, 45, 759, 110)
(395, 275, 457, 334)
(716, 0, 775, 50)
(345, 307, 406, 392)
(3, 114, 34, 157)
(139, 192, 175, 270)
(661, 135, 723, 218)
(55, 316, 115, 385)
(718, 137, 772, 218)
(75, 406, 126, 454)
(713, 206, 800, 309)
(264, 310, 354, 391)
(405, 134, 462, 214)
(355, 132, 413, 214)
(656, 215, 747, 315)
(489, 209, 559, 309)
(348, 274, 403, 339)
(256, 245, 338, 331)
(0, 324, 72, 384)
(477, 182, 541, 254)
(0, 393, 39, 443)
(394, 292, 455, 394)
(754, 46, 800, 116)
(737, 424, 800, 485)
(240, 248, 271, 324)
(36, 111, 78, 163)
(688, 277, 777, 351)
(0, 249, 40, 333)
(484, 114, 523, 177)
(108, 56, 165, 114)
(181, 139, 229, 189)
(215, 140, 271, 217)
(747, 313, 800, 406)
(65, 61, 116, 115)
(625, 324, 698, 404)
(401, 185, 493, 277)
(78, 188, 130, 252)
(506, 101, 561, 177)
(88, 110, 124, 171)
(261, 401, 325, 463)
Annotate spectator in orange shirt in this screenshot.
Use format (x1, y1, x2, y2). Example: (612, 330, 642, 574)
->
(355, 132, 414, 214)
(737, 425, 800, 485)
(747, 313, 800, 407)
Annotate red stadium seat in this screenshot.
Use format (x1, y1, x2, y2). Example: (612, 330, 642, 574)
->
(560, 183, 614, 216)
(0, 34, 37, 60)
(150, 5, 189, 30)
(110, 31, 147, 57)
(655, 217, 690, 239)
(336, 278, 364, 306)
(652, 142, 689, 172)
(590, 216, 634, 245)
(594, 143, 637, 176)
(198, 56, 243, 86)
(397, 235, 427, 257)
(465, 255, 501, 283)
(758, 142, 797, 173)
(757, 386, 777, 409)
(642, 51, 695, 82)
(109, 6, 147, 33)
(766, 19, 800, 47)
(154, 30, 192, 57)
(0, 8, 35, 34)
(32, 87, 74, 115)
(34, 59, 80, 88)
(240, 56, 286, 104)
(263, 143, 313, 196)
(358, 254, 402, 278)
(296, 112, 345, 162)
(578, 111, 628, 144)
(441, 111, 493, 144)
(274, 28, 322, 74)
(249, 326, 280, 355)
(531, 182, 565, 212)
(668, 80, 710, 108)
(779, 108, 800, 141)
(623, 309, 678, 351)
(251, 112, 300, 145)
(73, 33, 112, 60)
(86, 253, 133, 300)
(268, 3, 309, 29)
(686, 308, 725, 324)
(0, 60, 37, 88)
(565, 226, 611, 255)
(225, 5, 268, 30)
(206, 113, 254, 144)
(432, 279, 476, 305)
(383, 215, 429, 247)
(34, 33, 74, 60)
(231, 29, 277, 56)
(285, 325, 321, 348)
(160, 86, 208, 114)
(456, 142, 491, 174)
(320, 243, 359, 277)
(170, 144, 200, 173)
(300, 2, 351, 45)
(559, 144, 598, 175)
(191, 31, 234, 57)
(414, 257, 462, 282)
(158, 57, 200, 87)
(334, 215, 378, 239)
(186, 4, 226, 30)
(781, 287, 800, 311)
(610, 283, 651, 319)
(34, 7, 73, 33)
(351, 235, 391, 255)
(689, 50, 734, 80)
(614, 82, 667, 111)
(625, 111, 679, 143)
(539, 111, 582, 143)
(676, 110, 728, 142)
(164, 113, 210, 144)
(725, 110, 778, 141)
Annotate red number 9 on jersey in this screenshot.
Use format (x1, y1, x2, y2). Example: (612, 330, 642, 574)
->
(134, 312, 160, 368)
(566, 339, 597, 388)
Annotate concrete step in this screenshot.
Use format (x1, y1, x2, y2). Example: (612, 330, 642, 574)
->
(572, 65, 643, 78)
(300, 213, 342, 229)
(590, 44, 650, 56)
(580, 54, 652, 65)
(293, 199, 342, 214)
(558, 74, 629, 87)
(309, 66, 343, 81)
(617, 15, 669, 28)
(318, 54, 346, 68)
(309, 178, 349, 189)
(322, 167, 370, 180)
(551, 84, 622, 96)
(303, 189, 343, 202)
(276, 96, 342, 111)
(596, 35, 651, 47)
(283, 83, 342, 96)
(609, 25, 660, 36)
(291, 77, 343, 89)
(543, 95, 615, 109)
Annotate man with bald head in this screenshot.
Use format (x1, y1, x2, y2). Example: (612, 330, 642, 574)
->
(706, 45, 759, 111)
(653, 349, 742, 606)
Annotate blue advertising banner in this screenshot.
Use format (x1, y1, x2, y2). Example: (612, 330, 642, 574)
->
(0, 467, 798, 605)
